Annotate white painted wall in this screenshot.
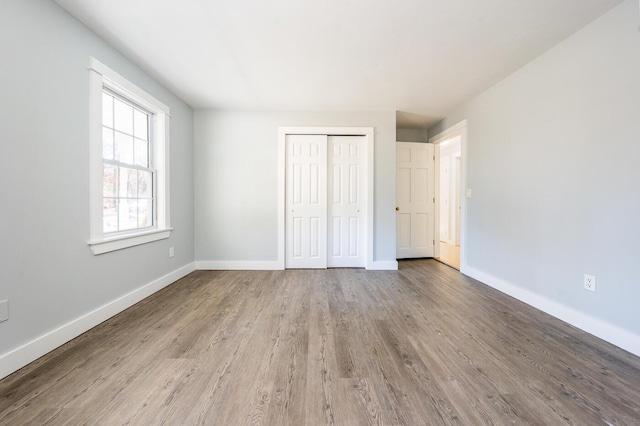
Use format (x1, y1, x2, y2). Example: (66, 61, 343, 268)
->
(194, 110, 396, 267)
(429, 0, 640, 353)
(0, 0, 195, 376)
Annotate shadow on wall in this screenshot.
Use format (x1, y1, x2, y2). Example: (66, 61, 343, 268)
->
(397, 128, 428, 142)
(396, 111, 438, 129)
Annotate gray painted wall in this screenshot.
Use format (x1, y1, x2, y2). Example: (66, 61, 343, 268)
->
(0, 0, 194, 355)
(396, 128, 428, 143)
(429, 0, 640, 336)
(194, 110, 396, 263)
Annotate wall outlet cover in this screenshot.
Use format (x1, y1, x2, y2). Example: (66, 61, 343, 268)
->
(584, 274, 596, 292)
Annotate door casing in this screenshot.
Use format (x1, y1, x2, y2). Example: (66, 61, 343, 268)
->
(429, 120, 468, 272)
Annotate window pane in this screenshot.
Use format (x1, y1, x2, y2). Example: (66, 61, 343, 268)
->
(119, 167, 137, 198)
(134, 109, 148, 140)
(113, 97, 133, 135)
(102, 127, 114, 160)
(138, 170, 152, 198)
(102, 93, 113, 128)
(115, 132, 134, 164)
(137, 199, 152, 228)
(103, 198, 117, 233)
(118, 199, 137, 231)
(103, 165, 116, 197)
(134, 139, 149, 167)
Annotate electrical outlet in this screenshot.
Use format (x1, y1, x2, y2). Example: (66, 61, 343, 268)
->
(169, 247, 175, 258)
(584, 274, 596, 292)
(0, 300, 8, 323)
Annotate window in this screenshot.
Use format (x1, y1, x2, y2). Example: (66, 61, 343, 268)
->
(102, 91, 153, 234)
(88, 58, 171, 254)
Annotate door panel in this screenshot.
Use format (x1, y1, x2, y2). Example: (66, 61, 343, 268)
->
(286, 134, 327, 268)
(331, 217, 342, 257)
(349, 217, 358, 256)
(414, 213, 429, 248)
(397, 213, 411, 249)
(396, 142, 435, 259)
(397, 168, 411, 202)
(328, 135, 366, 267)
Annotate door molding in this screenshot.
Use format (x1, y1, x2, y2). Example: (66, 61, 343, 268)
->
(429, 120, 468, 272)
(278, 127, 374, 270)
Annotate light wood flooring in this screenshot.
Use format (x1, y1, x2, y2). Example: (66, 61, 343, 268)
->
(2, 260, 640, 425)
(437, 242, 461, 270)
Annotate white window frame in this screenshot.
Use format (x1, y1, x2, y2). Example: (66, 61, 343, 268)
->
(88, 57, 171, 255)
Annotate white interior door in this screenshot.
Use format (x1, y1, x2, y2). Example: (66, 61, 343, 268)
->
(286, 134, 327, 268)
(328, 136, 366, 267)
(396, 142, 435, 259)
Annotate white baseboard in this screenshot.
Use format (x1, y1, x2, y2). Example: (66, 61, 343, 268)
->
(464, 265, 640, 357)
(367, 261, 399, 271)
(196, 260, 399, 271)
(196, 260, 283, 270)
(0, 262, 196, 380)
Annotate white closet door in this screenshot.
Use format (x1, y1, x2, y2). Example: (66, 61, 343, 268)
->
(286, 135, 327, 268)
(327, 136, 366, 268)
(396, 142, 435, 259)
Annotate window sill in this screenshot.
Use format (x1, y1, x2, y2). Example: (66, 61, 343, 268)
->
(88, 228, 172, 255)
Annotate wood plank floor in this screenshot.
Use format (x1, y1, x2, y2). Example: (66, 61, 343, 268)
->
(2, 259, 640, 425)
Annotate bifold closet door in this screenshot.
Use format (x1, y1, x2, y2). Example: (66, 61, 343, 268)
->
(327, 136, 366, 267)
(285, 134, 327, 269)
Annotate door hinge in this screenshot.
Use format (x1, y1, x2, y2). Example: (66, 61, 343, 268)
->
(433, 155, 435, 160)
(433, 197, 435, 203)
(433, 240, 435, 245)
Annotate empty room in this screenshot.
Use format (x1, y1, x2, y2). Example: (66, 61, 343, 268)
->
(1, 0, 640, 424)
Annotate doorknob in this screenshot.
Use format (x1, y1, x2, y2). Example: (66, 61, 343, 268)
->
(396, 207, 400, 211)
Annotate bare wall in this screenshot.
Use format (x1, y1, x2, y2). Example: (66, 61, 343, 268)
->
(194, 110, 396, 265)
(429, 0, 640, 348)
(396, 128, 428, 142)
(0, 0, 195, 365)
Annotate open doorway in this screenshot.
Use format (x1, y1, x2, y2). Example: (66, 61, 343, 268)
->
(430, 120, 467, 271)
(436, 136, 461, 269)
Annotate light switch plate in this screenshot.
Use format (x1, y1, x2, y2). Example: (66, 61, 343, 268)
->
(466, 189, 472, 198)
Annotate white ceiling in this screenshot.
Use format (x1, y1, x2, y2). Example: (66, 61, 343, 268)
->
(55, 0, 621, 128)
